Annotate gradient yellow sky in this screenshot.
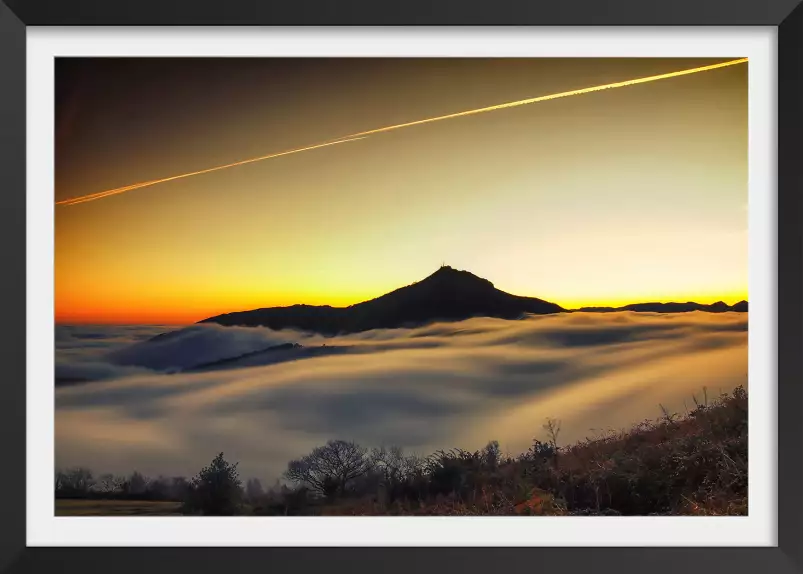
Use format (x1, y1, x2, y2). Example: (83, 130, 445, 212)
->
(55, 58, 747, 324)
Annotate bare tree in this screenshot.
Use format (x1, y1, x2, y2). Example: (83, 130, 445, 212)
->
(543, 418, 562, 468)
(371, 445, 423, 483)
(55, 469, 65, 492)
(481, 440, 502, 469)
(170, 476, 190, 500)
(67, 468, 95, 494)
(96, 473, 118, 494)
(246, 478, 265, 501)
(54, 467, 96, 496)
(113, 475, 129, 493)
(127, 471, 148, 495)
(284, 440, 373, 497)
(543, 418, 562, 450)
(147, 475, 171, 499)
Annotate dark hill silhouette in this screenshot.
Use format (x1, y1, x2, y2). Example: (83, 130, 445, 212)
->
(198, 266, 564, 335)
(577, 300, 747, 313)
(182, 342, 304, 372)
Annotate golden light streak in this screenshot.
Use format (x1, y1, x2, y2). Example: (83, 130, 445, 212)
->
(56, 137, 368, 206)
(340, 58, 748, 140)
(58, 58, 747, 207)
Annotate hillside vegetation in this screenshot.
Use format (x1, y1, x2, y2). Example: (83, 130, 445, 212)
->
(55, 386, 747, 516)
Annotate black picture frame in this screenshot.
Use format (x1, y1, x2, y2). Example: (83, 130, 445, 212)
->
(1, 1, 801, 573)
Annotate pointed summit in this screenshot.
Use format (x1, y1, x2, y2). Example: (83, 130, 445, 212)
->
(421, 265, 495, 290)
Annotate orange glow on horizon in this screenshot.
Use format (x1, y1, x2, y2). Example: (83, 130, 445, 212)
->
(56, 287, 750, 326)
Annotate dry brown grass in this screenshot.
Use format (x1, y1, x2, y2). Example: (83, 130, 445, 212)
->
(55, 499, 183, 516)
(280, 386, 748, 517)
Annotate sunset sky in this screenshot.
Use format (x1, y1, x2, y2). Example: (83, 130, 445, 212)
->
(55, 57, 748, 325)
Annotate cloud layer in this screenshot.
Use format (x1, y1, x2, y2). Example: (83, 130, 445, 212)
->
(55, 312, 748, 483)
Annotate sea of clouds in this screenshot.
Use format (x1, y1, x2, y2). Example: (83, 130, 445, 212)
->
(55, 312, 748, 484)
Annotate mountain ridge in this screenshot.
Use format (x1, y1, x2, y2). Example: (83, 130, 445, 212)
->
(577, 300, 748, 313)
(196, 266, 746, 336)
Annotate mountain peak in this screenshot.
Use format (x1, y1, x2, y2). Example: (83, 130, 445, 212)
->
(423, 265, 495, 289)
(430, 264, 459, 277)
(198, 266, 561, 334)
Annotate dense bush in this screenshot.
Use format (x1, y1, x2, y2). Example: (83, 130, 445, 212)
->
(181, 453, 243, 515)
(519, 386, 748, 515)
(54, 467, 95, 498)
(54, 467, 191, 501)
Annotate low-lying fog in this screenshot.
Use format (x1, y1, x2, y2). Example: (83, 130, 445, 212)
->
(55, 312, 748, 483)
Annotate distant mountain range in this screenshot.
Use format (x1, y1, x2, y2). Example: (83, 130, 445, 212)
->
(578, 300, 748, 313)
(196, 266, 746, 335)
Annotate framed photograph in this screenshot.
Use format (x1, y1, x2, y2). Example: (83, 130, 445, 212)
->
(1, 1, 801, 573)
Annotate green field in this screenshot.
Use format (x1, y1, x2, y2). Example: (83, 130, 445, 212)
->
(55, 499, 183, 516)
